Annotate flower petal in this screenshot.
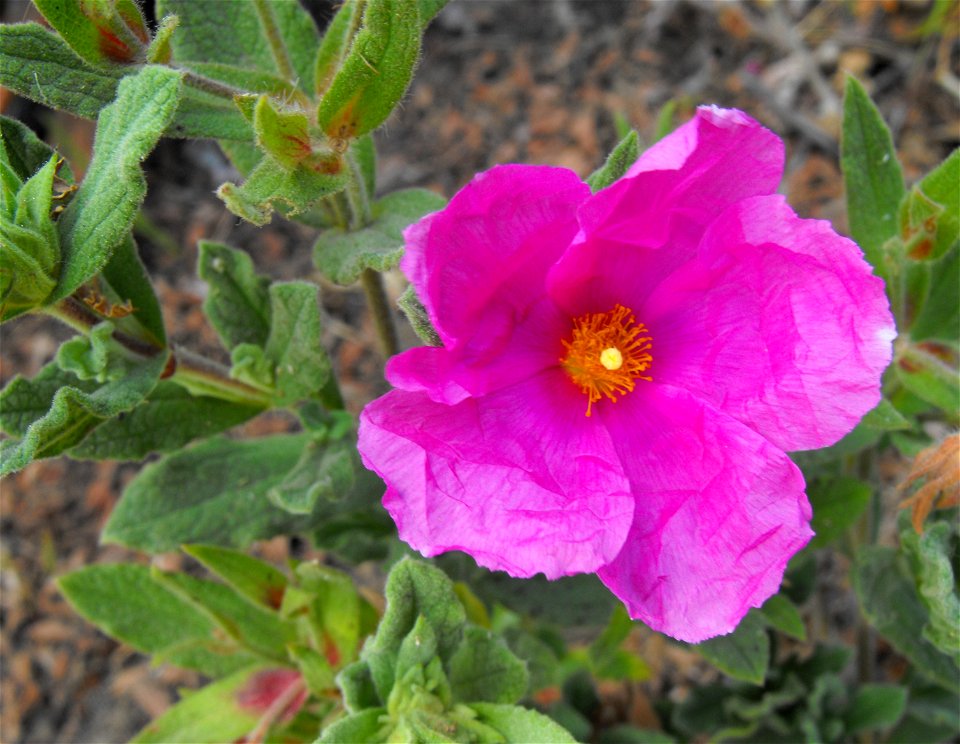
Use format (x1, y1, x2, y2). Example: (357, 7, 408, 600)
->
(597, 384, 812, 643)
(644, 194, 896, 451)
(549, 107, 784, 317)
(402, 164, 590, 349)
(386, 295, 571, 404)
(358, 370, 635, 579)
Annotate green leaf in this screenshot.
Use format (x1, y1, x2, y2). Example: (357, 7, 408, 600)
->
(844, 684, 908, 734)
(261, 281, 332, 404)
(157, 0, 320, 93)
(694, 609, 769, 685)
(317, 0, 422, 140)
(34, 0, 149, 67)
(56, 321, 130, 383)
(758, 594, 806, 641)
(169, 85, 254, 141)
(808, 476, 873, 549)
(338, 661, 382, 712)
(58, 563, 216, 653)
(860, 397, 912, 431)
(314, 188, 446, 284)
(151, 568, 295, 662)
(901, 519, 960, 663)
(0, 115, 76, 183)
(470, 703, 578, 743)
(0, 23, 124, 120)
(901, 148, 959, 262)
(102, 433, 336, 553)
(131, 664, 267, 744)
(0, 352, 168, 476)
(910, 245, 959, 343)
(53, 65, 183, 302)
(99, 232, 167, 346)
(289, 644, 337, 697)
(586, 130, 640, 193)
(67, 382, 261, 461)
(889, 680, 960, 744)
(363, 558, 466, 703)
(268, 438, 356, 514)
(317, 708, 387, 743)
(895, 339, 960, 413)
(448, 626, 529, 705)
(314, 0, 364, 96)
(146, 13, 178, 64)
(197, 241, 271, 350)
(841, 76, 905, 276)
(854, 545, 959, 692)
(184, 544, 289, 611)
(588, 605, 650, 681)
(253, 95, 313, 169)
(398, 285, 441, 347)
(217, 153, 347, 226)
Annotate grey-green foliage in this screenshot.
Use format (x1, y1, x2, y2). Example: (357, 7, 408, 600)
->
(314, 188, 447, 284)
(53, 65, 183, 302)
(0, 353, 169, 476)
(198, 240, 271, 350)
(325, 559, 575, 743)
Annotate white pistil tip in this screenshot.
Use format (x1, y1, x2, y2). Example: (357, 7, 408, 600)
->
(600, 347, 623, 371)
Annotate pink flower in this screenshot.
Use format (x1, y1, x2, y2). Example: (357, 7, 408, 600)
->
(358, 107, 896, 642)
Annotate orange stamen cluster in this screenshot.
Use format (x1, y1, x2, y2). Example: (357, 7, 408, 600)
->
(561, 304, 652, 416)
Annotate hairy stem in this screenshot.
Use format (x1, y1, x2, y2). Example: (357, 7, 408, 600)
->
(253, 0, 297, 83)
(46, 297, 161, 359)
(169, 347, 273, 408)
(361, 268, 399, 359)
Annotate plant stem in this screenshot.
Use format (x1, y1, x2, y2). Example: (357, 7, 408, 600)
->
(180, 70, 245, 100)
(169, 347, 273, 408)
(361, 268, 399, 358)
(46, 298, 160, 359)
(253, 0, 296, 83)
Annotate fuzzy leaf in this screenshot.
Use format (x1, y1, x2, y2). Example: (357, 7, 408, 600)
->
(808, 476, 873, 549)
(131, 665, 268, 744)
(895, 339, 960, 413)
(34, 0, 149, 66)
(151, 568, 295, 662)
(694, 609, 769, 685)
(586, 130, 640, 192)
(268, 438, 356, 514)
(470, 703, 578, 743)
(314, 0, 363, 96)
(198, 241, 271, 350)
(860, 398, 911, 431)
(398, 285, 441, 346)
(841, 76, 905, 276)
(0, 115, 76, 183)
(0, 352, 168, 476)
(901, 519, 960, 663)
(217, 154, 347, 226)
(102, 433, 338, 553)
(448, 626, 529, 705)
(317, 708, 387, 743)
(157, 0, 319, 93)
(253, 95, 312, 169)
(183, 544, 289, 612)
(58, 563, 256, 677)
(0, 23, 124, 120)
(758, 594, 806, 641)
(910, 245, 959, 343)
(317, 0, 422, 140)
(854, 545, 959, 692)
(314, 188, 446, 284)
(845, 684, 908, 734)
(67, 382, 262, 461)
(100, 233, 167, 346)
(900, 148, 959, 262)
(53, 65, 182, 302)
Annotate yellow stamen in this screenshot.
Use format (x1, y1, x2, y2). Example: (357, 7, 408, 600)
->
(561, 304, 652, 416)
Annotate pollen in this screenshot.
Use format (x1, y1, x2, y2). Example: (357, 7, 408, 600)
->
(561, 304, 652, 416)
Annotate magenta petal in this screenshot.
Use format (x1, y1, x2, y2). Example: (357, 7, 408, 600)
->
(550, 106, 784, 316)
(402, 164, 590, 350)
(645, 194, 896, 451)
(358, 370, 635, 579)
(597, 385, 812, 643)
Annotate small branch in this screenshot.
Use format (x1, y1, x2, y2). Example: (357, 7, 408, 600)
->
(180, 69, 246, 100)
(47, 297, 162, 359)
(245, 676, 306, 744)
(361, 268, 399, 358)
(169, 347, 273, 408)
(253, 0, 297, 83)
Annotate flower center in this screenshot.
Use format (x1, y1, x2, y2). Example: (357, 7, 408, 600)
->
(560, 304, 652, 417)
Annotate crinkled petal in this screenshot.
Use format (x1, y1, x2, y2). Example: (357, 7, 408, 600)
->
(597, 384, 812, 643)
(402, 164, 590, 349)
(386, 295, 570, 404)
(550, 107, 784, 317)
(644, 195, 896, 451)
(358, 370, 635, 579)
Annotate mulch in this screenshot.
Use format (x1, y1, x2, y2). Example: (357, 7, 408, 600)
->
(1, 1, 957, 741)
